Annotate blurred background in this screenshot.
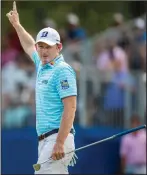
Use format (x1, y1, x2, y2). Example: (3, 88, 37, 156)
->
(1, 1, 146, 174)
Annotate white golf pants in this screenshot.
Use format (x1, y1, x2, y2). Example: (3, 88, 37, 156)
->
(35, 133, 75, 174)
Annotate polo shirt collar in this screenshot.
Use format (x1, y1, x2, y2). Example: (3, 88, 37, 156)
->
(50, 54, 64, 66)
(41, 54, 64, 68)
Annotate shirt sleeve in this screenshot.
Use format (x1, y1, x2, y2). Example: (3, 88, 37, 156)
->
(120, 136, 129, 157)
(31, 51, 40, 70)
(55, 67, 77, 99)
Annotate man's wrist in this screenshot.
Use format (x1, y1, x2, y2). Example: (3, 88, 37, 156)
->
(56, 138, 64, 145)
(13, 22, 21, 30)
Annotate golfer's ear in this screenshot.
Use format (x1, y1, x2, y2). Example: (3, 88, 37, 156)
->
(57, 43, 62, 51)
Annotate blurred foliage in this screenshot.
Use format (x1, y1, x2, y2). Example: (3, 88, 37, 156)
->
(1, 1, 134, 36)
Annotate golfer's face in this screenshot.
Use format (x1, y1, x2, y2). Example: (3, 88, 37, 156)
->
(36, 42, 59, 64)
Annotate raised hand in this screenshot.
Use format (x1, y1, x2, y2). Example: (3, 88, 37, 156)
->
(6, 1, 20, 27)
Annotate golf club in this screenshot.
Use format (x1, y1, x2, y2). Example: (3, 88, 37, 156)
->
(33, 124, 146, 171)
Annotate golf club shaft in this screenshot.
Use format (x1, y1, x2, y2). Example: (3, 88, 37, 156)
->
(67, 124, 146, 154)
(39, 125, 146, 165)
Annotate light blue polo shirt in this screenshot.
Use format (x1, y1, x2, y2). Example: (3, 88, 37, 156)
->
(32, 51, 77, 136)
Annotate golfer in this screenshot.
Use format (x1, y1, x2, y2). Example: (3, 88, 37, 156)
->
(6, 1, 77, 174)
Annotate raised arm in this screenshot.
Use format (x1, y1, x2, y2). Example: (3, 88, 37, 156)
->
(6, 1, 36, 58)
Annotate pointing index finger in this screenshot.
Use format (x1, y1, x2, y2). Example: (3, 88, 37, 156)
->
(13, 1, 17, 12)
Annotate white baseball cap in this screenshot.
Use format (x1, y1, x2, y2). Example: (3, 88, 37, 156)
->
(67, 13, 79, 25)
(134, 18, 145, 29)
(36, 27, 61, 46)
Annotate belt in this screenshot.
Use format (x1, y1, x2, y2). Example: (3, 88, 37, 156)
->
(38, 128, 74, 141)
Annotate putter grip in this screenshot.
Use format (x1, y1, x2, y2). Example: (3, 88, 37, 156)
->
(114, 125, 146, 138)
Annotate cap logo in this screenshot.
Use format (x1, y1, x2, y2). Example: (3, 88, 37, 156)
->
(41, 31, 48, 37)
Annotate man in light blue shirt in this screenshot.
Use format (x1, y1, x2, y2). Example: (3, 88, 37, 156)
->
(32, 33, 77, 136)
(7, 2, 77, 174)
